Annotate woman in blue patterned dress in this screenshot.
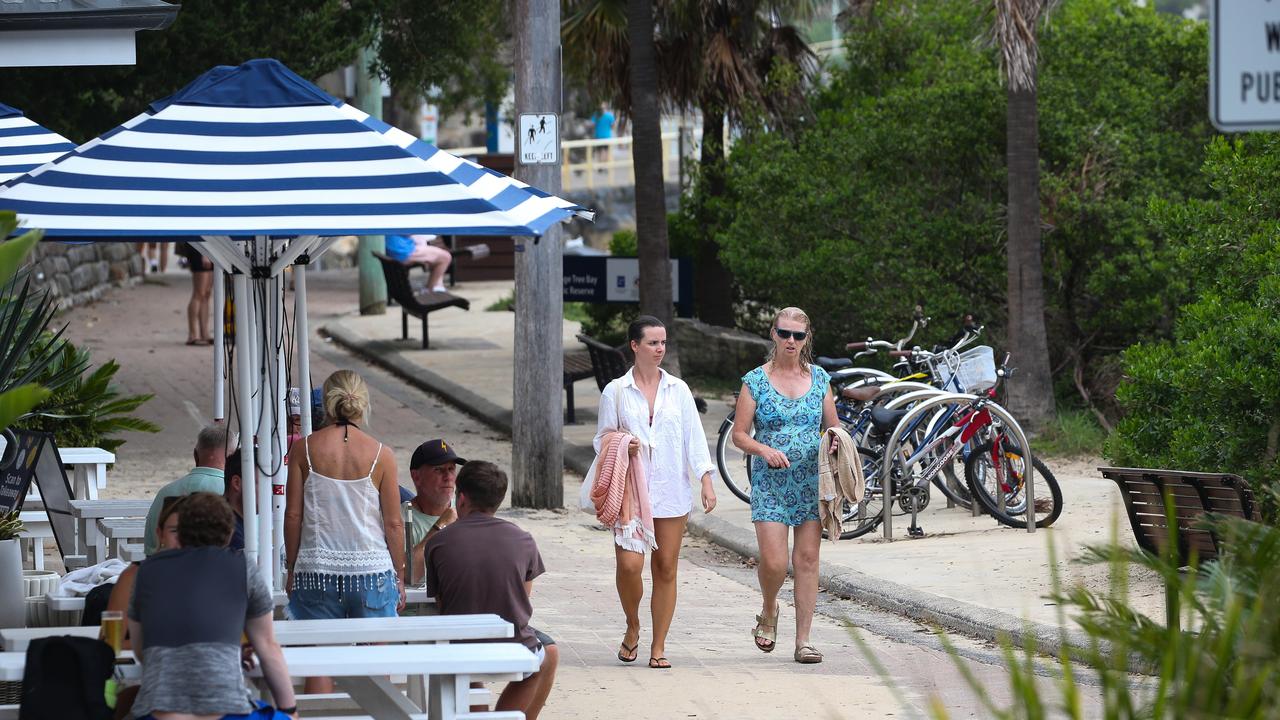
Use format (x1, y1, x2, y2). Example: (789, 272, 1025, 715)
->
(731, 307, 837, 664)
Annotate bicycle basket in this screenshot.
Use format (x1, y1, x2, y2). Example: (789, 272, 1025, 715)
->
(953, 345, 997, 393)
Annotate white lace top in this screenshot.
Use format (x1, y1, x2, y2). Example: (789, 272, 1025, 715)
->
(594, 368, 717, 519)
(292, 439, 394, 590)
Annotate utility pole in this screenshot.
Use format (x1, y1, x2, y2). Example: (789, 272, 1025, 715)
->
(511, 0, 564, 508)
(355, 43, 387, 315)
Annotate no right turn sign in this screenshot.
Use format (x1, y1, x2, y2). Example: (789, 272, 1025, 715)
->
(1210, 0, 1280, 131)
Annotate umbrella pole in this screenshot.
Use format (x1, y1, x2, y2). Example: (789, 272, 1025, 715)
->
(295, 264, 312, 437)
(272, 273, 288, 587)
(255, 275, 276, 584)
(233, 272, 259, 571)
(213, 268, 226, 422)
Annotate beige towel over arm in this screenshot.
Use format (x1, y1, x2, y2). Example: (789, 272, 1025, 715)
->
(818, 427, 866, 542)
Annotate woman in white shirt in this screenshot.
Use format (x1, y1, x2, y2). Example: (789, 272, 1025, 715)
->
(594, 315, 717, 670)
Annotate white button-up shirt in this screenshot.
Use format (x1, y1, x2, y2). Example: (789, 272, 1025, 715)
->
(594, 367, 717, 518)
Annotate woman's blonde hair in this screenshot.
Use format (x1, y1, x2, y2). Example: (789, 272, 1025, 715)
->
(323, 370, 370, 424)
(765, 306, 814, 370)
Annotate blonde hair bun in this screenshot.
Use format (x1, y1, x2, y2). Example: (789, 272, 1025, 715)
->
(323, 370, 371, 423)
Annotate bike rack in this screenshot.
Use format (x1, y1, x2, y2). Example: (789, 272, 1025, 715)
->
(879, 393, 1035, 539)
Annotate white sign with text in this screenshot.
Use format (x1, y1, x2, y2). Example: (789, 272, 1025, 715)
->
(1210, 0, 1280, 131)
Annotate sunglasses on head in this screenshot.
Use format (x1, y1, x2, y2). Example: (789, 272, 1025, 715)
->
(774, 328, 807, 341)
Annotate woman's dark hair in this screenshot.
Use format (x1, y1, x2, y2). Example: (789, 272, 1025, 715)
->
(627, 315, 665, 345)
(176, 492, 236, 548)
(456, 461, 508, 512)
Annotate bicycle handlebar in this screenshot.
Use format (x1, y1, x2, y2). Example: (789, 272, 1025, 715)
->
(888, 350, 913, 358)
(845, 339, 896, 351)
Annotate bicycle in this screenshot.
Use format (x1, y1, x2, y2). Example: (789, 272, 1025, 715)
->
(841, 350, 1062, 538)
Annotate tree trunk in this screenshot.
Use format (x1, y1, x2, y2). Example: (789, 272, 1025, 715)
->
(694, 105, 736, 327)
(1004, 83, 1056, 431)
(627, 0, 680, 374)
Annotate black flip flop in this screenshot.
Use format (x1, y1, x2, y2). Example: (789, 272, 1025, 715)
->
(617, 641, 638, 663)
(648, 657, 671, 669)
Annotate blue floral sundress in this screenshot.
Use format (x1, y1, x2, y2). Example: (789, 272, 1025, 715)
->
(743, 364, 830, 526)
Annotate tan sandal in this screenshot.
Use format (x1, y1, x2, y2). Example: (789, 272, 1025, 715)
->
(794, 644, 823, 664)
(752, 607, 778, 653)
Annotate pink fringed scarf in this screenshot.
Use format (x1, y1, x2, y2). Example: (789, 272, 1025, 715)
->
(590, 431, 657, 552)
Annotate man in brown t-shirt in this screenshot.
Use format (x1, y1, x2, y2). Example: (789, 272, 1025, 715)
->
(424, 461, 558, 719)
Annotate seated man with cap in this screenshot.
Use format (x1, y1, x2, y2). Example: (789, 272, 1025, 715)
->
(406, 438, 463, 585)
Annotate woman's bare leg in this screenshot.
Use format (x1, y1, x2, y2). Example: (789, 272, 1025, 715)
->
(791, 520, 822, 649)
(615, 544, 644, 660)
(185, 274, 201, 342)
(193, 271, 213, 341)
(753, 521, 789, 650)
(649, 515, 687, 663)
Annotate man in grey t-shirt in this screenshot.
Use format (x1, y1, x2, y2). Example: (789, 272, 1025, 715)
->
(128, 492, 297, 718)
(425, 461, 558, 720)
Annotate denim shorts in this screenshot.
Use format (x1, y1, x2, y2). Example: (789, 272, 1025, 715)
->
(287, 571, 398, 620)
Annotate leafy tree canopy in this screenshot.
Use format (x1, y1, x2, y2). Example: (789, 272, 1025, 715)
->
(712, 0, 1213, 418)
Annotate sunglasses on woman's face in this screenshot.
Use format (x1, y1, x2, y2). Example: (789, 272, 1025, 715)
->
(774, 328, 807, 341)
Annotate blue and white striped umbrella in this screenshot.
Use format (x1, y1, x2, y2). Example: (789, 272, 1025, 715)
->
(0, 59, 584, 237)
(0, 103, 75, 186)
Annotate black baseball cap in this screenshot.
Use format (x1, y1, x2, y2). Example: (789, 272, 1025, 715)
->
(410, 438, 467, 469)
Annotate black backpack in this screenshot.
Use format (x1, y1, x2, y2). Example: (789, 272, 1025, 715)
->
(19, 635, 114, 720)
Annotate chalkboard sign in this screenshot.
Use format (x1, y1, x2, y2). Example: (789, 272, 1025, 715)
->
(0, 429, 41, 514)
(0, 430, 77, 559)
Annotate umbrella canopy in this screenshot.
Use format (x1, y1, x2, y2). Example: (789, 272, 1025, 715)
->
(0, 58, 584, 237)
(0, 103, 75, 186)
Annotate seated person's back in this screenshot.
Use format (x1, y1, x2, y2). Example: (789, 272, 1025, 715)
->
(423, 461, 555, 719)
(128, 493, 285, 720)
(425, 463, 543, 651)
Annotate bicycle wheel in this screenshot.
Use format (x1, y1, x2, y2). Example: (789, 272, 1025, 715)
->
(835, 446, 886, 539)
(963, 439, 1062, 528)
(716, 412, 753, 503)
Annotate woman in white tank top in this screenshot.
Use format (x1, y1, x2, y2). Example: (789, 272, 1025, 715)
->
(284, 370, 407, 621)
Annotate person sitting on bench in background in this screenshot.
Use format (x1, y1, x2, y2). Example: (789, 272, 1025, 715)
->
(385, 234, 453, 293)
(425, 461, 558, 720)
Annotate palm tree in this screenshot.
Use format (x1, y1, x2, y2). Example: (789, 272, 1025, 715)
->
(989, 0, 1056, 430)
(626, 0, 678, 350)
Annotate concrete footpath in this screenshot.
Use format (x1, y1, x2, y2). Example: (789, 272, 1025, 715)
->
(323, 279, 1163, 655)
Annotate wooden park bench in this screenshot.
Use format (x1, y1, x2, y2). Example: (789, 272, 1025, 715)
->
(562, 349, 595, 424)
(1100, 466, 1257, 626)
(372, 252, 471, 349)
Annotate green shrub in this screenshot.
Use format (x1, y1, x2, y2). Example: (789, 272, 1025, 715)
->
(924, 508, 1280, 717)
(21, 344, 159, 454)
(1106, 135, 1280, 513)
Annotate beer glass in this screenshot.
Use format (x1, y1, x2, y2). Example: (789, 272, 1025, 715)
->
(100, 611, 125, 657)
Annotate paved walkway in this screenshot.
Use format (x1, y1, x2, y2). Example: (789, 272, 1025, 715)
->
(323, 276, 1165, 653)
(48, 270, 1108, 717)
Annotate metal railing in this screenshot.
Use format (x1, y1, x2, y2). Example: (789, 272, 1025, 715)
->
(442, 130, 687, 192)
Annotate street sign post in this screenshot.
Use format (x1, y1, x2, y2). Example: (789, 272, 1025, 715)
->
(1210, 0, 1280, 131)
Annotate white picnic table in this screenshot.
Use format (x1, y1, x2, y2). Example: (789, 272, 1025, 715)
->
(22, 447, 115, 503)
(67, 499, 150, 567)
(0, 618, 533, 720)
(1, 614, 510, 652)
(43, 585, 436, 616)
